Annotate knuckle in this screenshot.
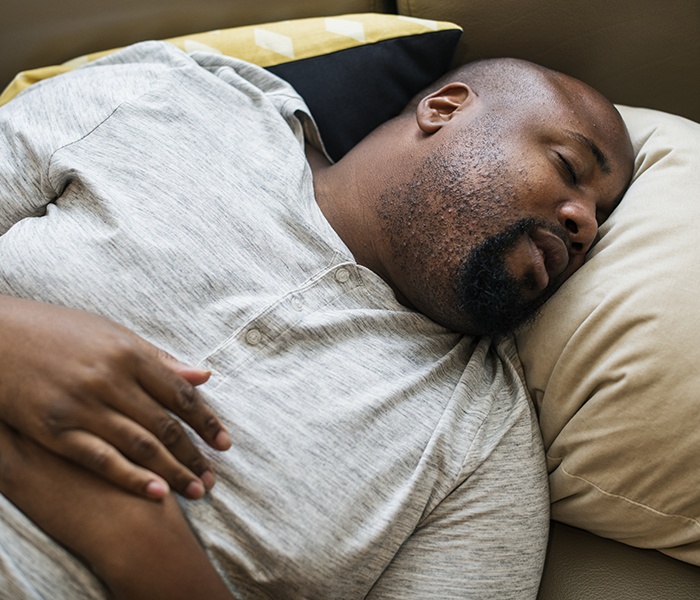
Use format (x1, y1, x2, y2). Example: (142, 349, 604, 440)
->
(98, 334, 140, 371)
(74, 362, 118, 398)
(174, 380, 198, 414)
(187, 457, 210, 477)
(82, 444, 114, 473)
(68, 336, 144, 404)
(129, 433, 159, 461)
(41, 405, 72, 437)
(108, 333, 137, 359)
(154, 347, 176, 363)
(202, 415, 221, 438)
(157, 417, 185, 448)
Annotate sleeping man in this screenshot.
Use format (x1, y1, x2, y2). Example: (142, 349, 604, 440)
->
(0, 42, 633, 599)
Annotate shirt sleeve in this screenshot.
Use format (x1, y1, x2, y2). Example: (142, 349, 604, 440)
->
(0, 41, 193, 235)
(365, 402, 550, 600)
(0, 85, 58, 234)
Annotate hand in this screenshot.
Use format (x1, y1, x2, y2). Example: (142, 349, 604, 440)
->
(0, 422, 234, 600)
(0, 295, 231, 500)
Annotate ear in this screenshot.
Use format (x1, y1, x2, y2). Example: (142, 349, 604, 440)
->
(416, 82, 474, 134)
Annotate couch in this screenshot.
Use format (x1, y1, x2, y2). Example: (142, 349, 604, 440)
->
(2, 0, 699, 598)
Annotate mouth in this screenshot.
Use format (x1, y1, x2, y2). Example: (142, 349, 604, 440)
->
(526, 228, 570, 292)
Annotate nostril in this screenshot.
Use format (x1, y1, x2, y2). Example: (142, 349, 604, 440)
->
(571, 241, 584, 252)
(565, 218, 578, 234)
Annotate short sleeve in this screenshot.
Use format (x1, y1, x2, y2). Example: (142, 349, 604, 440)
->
(0, 42, 194, 234)
(366, 400, 549, 599)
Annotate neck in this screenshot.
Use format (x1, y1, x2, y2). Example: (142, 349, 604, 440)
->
(305, 143, 385, 277)
(305, 115, 422, 302)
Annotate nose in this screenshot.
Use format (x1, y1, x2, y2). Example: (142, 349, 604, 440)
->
(558, 197, 598, 255)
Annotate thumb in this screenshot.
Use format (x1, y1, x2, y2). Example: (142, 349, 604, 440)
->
(158, 352, 211, 386)
(132, 333, 211, 386)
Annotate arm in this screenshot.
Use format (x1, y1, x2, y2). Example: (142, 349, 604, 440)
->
(0, 295, 231, 499)
(0, 420, 233, 600)
(0, 66, 231, 499)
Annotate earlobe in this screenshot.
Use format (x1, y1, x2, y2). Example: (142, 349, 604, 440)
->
(416, 83, 473, 134)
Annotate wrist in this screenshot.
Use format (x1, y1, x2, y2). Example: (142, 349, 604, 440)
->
(93, 494, 231, 600)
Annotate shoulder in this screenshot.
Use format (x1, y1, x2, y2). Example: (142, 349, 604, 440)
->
(1, 42, 191, 150)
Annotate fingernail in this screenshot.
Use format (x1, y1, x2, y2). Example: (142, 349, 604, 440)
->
(194, 368, 212, 381)
(146, 480, 169, 499)
(201, 470, 215, 490)
(215, 430, 232, 450)
(185, 480, 205, 500)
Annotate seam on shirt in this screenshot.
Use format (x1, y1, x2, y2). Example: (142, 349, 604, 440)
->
(44, 82, 167, 198)
(43, 43, 199, 194)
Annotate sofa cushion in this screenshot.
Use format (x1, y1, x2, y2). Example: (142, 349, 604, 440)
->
(0, 13, 461, 161)
(515, 105, 700, 566)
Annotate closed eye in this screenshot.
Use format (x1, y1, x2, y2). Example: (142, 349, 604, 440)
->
(557, 153, 578, 185)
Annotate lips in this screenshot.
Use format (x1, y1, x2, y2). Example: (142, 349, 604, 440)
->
(527, 228, 570, 291)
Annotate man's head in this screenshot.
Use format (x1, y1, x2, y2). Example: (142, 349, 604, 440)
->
(313, 58, 634, 336)
(373, 58, 633, 335)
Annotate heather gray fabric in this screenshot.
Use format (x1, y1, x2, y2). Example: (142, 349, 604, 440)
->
(0, 42, 548, 599)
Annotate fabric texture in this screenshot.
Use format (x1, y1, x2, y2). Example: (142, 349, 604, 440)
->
(0, 13, 462, 161)
(0, 42, 548, 598)
(515, 106, 700, 566)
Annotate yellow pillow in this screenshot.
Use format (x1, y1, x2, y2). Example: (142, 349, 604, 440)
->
(1, 14, 459, 103)
(515, 106, 700, 565)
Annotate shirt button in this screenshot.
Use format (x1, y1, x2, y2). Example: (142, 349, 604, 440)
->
(335, 267, 351, 283)
(291, 297, 303, 312)
(245, 328, 262, 345)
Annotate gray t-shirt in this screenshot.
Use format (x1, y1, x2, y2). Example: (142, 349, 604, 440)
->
(0, 42, 548, 599)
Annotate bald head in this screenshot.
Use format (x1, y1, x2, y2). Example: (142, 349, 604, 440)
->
(404, 58, 552, 113)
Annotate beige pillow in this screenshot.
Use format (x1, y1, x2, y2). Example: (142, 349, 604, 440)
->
(515, 105, 700, 566)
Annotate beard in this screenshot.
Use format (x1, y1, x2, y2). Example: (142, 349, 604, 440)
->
(456, 217, 557, 337)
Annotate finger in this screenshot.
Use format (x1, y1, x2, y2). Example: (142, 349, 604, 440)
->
(152, 347, 212, 387)
(93, 407, 215, 495)
(38, 371, 216, 496)
(135, 355, 231, 452)
(173, 366, 211, 387)
(132, 337, 212, 386)
(55, 428, 209, 500)
(92, 382, 218, 489)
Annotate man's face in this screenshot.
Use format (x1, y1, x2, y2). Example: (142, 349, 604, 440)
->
(378, 81, 633, 336)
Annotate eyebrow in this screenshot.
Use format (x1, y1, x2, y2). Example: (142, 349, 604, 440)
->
(565, 130, 612, 174)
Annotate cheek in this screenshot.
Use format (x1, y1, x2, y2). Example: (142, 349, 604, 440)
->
(512, 167, 549, 216)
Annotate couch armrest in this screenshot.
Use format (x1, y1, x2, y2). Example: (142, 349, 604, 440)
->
(538, 522, 700, 600)
(0, 0, 396, 91)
